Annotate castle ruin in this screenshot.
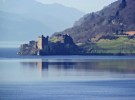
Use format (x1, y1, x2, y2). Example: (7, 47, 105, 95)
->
(37, 35, 49, 50)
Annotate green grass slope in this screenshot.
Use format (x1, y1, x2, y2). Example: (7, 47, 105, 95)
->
(80, 36, 135, 55)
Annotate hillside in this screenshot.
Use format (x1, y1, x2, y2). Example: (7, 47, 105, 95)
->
(0, 11, 47, 41)
(53, 0, 135, 43)
(0, 0, 84, 41)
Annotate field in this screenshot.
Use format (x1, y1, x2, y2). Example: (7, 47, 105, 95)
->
(81, 36, 135, 55)
(97, 36, 135, 54)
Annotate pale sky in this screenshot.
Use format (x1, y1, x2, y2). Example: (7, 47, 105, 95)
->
(36, 0, 118, 13)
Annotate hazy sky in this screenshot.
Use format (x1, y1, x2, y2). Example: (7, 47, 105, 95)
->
(36, 0, 117, 13)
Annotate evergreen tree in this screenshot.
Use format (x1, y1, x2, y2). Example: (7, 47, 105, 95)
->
(119, 0, 127, 10)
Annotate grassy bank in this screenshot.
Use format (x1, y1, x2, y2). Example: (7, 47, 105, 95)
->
(80, 36, 135, 55)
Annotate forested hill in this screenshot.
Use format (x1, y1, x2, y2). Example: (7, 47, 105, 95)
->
(53, 0, 135, 43)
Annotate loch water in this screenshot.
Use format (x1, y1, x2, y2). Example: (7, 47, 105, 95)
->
(0, 48, 135, 100)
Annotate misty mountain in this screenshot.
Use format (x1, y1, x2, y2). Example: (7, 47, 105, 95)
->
(0, 0, 84, 41)
(53, 0, 135, 43)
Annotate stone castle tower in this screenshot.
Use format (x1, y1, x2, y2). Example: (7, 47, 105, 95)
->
(38, 35, 48, 50)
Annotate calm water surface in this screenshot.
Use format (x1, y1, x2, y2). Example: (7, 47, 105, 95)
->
(0, 48, 135, 100)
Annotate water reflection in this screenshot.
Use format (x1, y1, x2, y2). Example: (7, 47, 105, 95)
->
(1, 58, 135, 82)
(21, 60, 76, 68)
(37, 60, 48, 71)
(20, 59, 135, 76)
(1, 58, 135, 100)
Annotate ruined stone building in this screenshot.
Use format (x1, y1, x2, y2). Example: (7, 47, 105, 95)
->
(37, 35, 49, 50)
(63, 34, 74, 45)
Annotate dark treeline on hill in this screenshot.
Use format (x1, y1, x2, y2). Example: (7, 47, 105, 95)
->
(52, 0, 135, 43)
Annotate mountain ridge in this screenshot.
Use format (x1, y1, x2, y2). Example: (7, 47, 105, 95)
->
(53, 0, 135, 43)
(0, 0, 84, 41)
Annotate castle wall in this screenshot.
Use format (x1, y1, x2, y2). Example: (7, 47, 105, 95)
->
(38, 37, 43, 50)
(37, 35, 49, 50)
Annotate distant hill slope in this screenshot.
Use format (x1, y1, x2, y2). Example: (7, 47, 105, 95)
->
(0, 0, 84, 41)
(53, 0, 135, 43)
